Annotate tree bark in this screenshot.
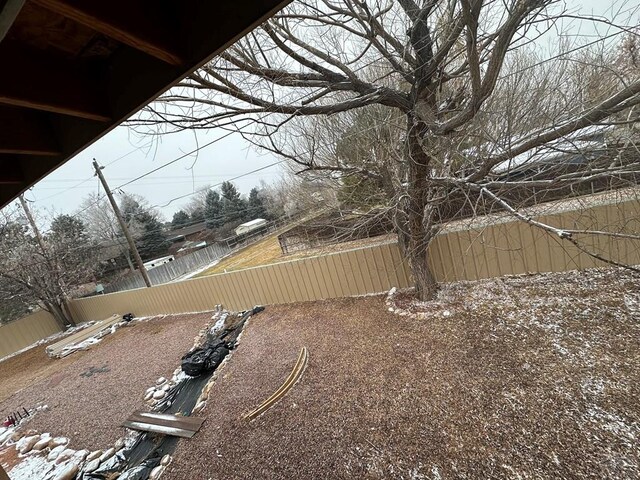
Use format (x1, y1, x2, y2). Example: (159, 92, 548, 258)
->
(398, 225, 439, 301)
(61, 298, 77, 328)
(399, 110, 440, 301)
(45, 301, 73, 331)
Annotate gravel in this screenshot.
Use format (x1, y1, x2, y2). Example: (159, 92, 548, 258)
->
(0, 312, 213, 451)
(164, 267, 640, 479)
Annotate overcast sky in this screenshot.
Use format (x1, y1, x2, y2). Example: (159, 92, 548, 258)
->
(21, 127, 285, 223)
(4, 0, 631, 225)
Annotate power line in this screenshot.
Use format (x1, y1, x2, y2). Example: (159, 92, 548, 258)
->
(33, 146, 145, 202)
(112, 129, 240, 190)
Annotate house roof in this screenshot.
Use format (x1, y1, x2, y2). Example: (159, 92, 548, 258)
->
(0, 0, 290, 208)
(167, 221, 208, 239)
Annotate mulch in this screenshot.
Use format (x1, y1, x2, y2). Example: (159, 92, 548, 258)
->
(0, 312, 213, 451)
(164, 267, 640, 480)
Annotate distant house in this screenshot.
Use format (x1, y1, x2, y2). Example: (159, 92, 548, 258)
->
(177, 240, 207, 253)
(143, 255, 174, 270)
(166, 221, 208, 243)
(235, 218, 267, 236)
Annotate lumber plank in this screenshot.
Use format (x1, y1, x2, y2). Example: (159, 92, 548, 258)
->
(46, 314, 120, 356)
(123, 411, 205, 438)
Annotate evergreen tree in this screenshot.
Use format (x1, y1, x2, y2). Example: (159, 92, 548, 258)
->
(204, 190, 223, 229)
(247, 188, 267, 219)
(118, 193, 170, 259)
(171, 210, 190, 228)
(220, 181, 248, 224)
(136, 212, 170, 259)
(190, 207, 205, 223)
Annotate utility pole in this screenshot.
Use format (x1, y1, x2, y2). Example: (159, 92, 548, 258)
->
(93, 159, 152, 287)
(18, 193, 47, 254)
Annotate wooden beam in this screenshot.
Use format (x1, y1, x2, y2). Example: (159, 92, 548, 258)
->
(0, 157, 25, 184)
(0, 0, 291, 209)
(0, 42, 111, 121)
(31, 0, 182, 66)
(0, 0, 26, 42)
(0, 107, 60, 155)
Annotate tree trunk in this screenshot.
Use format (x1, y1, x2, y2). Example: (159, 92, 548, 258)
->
(45, 301, 73, 331)
(397, 217, 439, 301)
(399, 109, 440, 301)
(61, 297, 77, 327)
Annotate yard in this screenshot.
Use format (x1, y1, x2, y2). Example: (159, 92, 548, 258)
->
(195, 231, 396, 277)
(1, 266, 638, 479)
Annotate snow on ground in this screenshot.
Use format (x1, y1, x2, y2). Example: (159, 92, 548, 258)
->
(170, 259, 221, 282)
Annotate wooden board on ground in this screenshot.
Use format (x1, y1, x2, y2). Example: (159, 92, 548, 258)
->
(46, 314, 121, 358)
(122, 411, 205, 438)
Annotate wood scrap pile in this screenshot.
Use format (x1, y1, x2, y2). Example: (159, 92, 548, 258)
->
(46, 314, 123, 358)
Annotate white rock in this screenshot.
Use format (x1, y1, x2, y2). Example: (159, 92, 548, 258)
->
(149, 465, 165, 479)
(160, 454, 171, 466)
(32, 437, 51, 451)
(53, 463, 79, 480)
(99, 447, 115, 462)
(115, 437, 125, 450)
(55, 448, 76, 464)
(84, 458, 101, 473)
(193, 401, 206, 413)
(74, 449, 89, 461)
(153, 390, 166, 400)
(86, 450, 102, 462)
(442, 310, 451, 317)
(17, 435, 40, 454)
(47, 445, 66, 461)
(156, 377, 166, 386)
(144, 391, 154, 401)
(49, 437, 68, 448)
(145, 387, 156, 395)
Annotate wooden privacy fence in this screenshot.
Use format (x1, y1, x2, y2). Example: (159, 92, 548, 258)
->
(104, 242, 231, 293)
(0, 310, 61, 359)
(59, 192, 639, 322)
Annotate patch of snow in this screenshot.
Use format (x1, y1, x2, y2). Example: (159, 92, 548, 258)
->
(585, 405, 638, 443)
(209, 313, 228, 335)
(431, 465, 442, 480)
(172, 259, 221, 282)
(581, 377, 605, 397)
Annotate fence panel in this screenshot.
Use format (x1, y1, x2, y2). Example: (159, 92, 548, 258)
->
(104, 243, 231, 293)
(67, 195, 640, 323)
(0, 310, 62, 358)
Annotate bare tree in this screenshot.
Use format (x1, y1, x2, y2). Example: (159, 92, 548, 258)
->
(135, 0, 640, 299)
(0, 208, 98, 328)
(78, 194, 135, 271)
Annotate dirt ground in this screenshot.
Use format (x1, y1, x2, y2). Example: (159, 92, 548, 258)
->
(0, 312, 212, 451)
(164, 267, 640, 480)
(0, 337, 89, 404)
